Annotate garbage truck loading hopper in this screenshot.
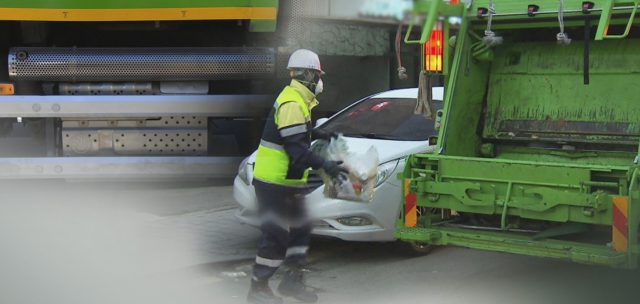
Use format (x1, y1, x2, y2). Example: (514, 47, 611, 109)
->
(395, 0, 640, 269)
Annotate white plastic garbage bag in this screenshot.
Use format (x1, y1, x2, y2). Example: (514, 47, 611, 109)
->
(312, 135, 379, 202)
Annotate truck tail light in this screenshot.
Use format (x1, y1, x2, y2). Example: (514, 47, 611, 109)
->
(423, 25, 443, 72)
(0, 83, 14, 95)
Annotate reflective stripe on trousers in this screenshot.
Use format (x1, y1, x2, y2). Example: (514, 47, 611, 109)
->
(252, 180, 312, 281)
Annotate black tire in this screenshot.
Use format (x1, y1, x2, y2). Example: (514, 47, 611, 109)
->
(397, 240, 434, 257)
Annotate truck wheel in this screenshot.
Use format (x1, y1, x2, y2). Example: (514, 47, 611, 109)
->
(398, 241, 434, 257)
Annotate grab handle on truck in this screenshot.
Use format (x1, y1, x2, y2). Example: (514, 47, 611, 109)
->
(404, 0, 465, 44)
(405, 0, 440, 44)
(595, 0, 640, 40)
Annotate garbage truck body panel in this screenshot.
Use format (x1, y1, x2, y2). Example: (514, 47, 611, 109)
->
(395, 0, 640, 268)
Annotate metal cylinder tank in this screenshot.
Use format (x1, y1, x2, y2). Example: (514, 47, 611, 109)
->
(8, 47, 275, 81)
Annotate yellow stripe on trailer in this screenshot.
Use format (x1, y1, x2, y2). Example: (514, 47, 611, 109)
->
(612, 196, 629, 253)
(0, 7, 277, 22)
(404, 180, 417, 227)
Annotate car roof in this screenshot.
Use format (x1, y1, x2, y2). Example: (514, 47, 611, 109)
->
(371, 87, 443, 101)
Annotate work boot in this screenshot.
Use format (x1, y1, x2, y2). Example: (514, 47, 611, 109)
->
(277, 269, 318, 303)
(247, 279, 283, 304)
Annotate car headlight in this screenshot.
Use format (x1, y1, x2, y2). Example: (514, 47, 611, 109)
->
(238, 157, 251, 186)
(375, 160, 399, 187)
(336, 216, 373, 226)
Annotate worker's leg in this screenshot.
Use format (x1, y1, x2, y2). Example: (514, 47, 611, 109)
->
(249, 181, 291, 304)
(284, 192, 311, 268)
(252, 182, 291, 280)
(278, 194, 318, 303)
(253, 218, 289, 281)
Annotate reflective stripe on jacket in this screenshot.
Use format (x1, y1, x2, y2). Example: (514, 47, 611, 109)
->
(253, 81, 316, 186)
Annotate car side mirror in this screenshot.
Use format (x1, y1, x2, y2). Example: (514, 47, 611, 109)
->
(315, 118, 329, 127)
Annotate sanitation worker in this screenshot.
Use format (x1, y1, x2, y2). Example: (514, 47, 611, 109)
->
(247, 49, 348, 304)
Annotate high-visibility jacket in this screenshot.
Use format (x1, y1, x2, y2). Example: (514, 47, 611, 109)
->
(253, 80, 323, 187)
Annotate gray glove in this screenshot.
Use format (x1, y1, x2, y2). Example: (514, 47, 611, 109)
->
(322, 160, 349, 180)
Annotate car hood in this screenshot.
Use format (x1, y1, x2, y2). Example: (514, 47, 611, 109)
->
(245, 137, 431, 164)
(335, 137, 430, 163)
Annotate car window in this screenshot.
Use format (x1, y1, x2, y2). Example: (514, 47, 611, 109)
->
(321, 97, 443, 141)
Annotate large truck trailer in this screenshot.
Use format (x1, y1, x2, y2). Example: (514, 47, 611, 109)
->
(395, 0, 640, 268)
(0, 0, 284, 181)
(0, 1, 401, 182)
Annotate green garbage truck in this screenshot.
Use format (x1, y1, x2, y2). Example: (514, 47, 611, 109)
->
(394, 0, 640, 268)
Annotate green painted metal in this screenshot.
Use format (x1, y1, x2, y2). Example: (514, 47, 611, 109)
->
(466, 0, 639, 31)
(404, 0, 439, 44)
(407, 155, 622, 224)
(595, 0, 640, 40)
(394, 227, 629, 267)
(466, 0, 638, 21)
(628, 170, 640, 269)
(404, 0, 464, 44)
(0, 0, 278, 32)
(249, 19, 277, 33)
(490, 146, 635, 167)
(483, 39, 640, 145)
(472, 17, 640, 31)
(400, 0, 640, 268)
(531, 222, 590, 240)
(0, 0, 278, 9)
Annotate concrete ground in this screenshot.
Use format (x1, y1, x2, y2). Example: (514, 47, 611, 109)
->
(1, 181, 638, 304)
(0, 178, 259, 304)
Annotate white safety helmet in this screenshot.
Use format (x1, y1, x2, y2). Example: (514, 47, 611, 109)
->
(287, 49, 325, 75)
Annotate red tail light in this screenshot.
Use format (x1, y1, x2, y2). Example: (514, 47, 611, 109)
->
(423, 27, 443, 72)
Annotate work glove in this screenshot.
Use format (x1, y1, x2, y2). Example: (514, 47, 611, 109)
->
(322, 160, 349, 180)
(312, 129, 339, 141)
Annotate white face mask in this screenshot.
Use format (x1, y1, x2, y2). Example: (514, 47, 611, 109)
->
(315, 79, 323, 95)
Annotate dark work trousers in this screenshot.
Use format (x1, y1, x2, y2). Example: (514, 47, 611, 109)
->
(252, 179, 312, 282)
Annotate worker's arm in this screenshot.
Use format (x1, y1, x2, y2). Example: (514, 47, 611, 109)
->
(277, 102, 325, 171)
(283, 133, 325, 171)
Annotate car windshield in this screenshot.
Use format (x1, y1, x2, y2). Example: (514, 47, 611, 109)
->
(321, 97, 442, 141)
